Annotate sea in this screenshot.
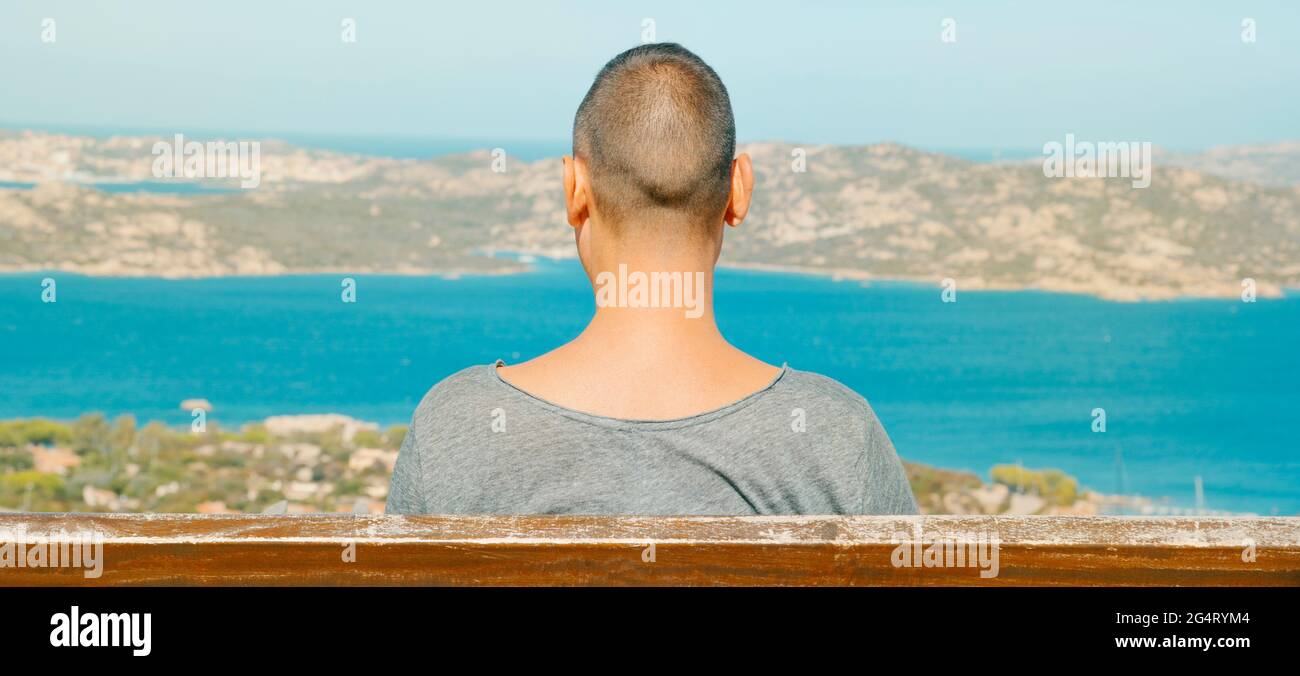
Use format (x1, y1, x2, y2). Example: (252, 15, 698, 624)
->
(1, 122, 1049, 163)
(0, 259, 1296, 515)
(0, 128, 1296, 514)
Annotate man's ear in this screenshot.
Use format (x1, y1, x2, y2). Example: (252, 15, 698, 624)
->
(724, 153, 755, 227)
(563, 155, 590, 228)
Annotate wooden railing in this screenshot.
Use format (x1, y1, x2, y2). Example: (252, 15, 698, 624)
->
(1, 514, 1297, 586)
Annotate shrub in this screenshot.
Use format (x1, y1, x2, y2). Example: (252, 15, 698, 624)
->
(990, 464, 1079, 506)
(0, 418, 74, 447)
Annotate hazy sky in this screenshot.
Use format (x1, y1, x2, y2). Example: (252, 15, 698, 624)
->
(2, 1, 1297, 151)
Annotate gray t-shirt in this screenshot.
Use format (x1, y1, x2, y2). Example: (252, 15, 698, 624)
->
(385, 361, 917, 515)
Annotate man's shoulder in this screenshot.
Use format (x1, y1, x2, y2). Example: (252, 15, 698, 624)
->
(408, 363, 501, 426)
(402, 362, 885, 431)
(776, 367, 877, 417)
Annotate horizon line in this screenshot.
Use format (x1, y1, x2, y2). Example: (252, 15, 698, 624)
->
(7, 122, 1284, 157)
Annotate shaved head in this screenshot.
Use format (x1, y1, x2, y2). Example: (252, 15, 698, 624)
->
(573, 43, 736, 235)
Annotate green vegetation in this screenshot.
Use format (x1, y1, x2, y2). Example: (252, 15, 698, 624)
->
(1, 413, 1090, 515)
(0, 414, 403, 514)
(906, 463, 982, 500)
(990, 464, 1079, 506)
(0, 418, 74, 447)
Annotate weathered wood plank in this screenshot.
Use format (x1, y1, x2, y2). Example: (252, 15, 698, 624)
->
(1, 514, 1297, 586)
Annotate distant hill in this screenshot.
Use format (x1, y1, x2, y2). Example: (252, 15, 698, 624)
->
(1162, 141, 1300, 188)
(2, 131, 1297, 300)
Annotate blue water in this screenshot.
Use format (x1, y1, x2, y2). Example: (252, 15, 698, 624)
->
(0, 260, 1296, 515)
(5, 124, 1061, 164)
(2, 124, 572, 162)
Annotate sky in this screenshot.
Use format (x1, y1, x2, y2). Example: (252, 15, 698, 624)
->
(1, 0, 1297, 152)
